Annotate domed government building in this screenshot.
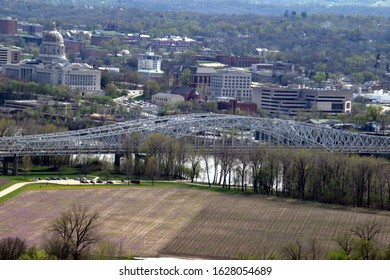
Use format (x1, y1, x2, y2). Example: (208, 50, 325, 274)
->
(3, 24, 101, 96)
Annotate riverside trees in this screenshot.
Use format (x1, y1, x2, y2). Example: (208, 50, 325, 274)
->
(133, 133, 390, 210)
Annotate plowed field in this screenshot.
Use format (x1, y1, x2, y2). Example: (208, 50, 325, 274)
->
(1, 187, 390, 259)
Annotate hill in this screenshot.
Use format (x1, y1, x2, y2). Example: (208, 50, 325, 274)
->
(4, 0, 390, 16)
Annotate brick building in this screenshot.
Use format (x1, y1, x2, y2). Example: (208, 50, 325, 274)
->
(216, 55, 261, 67)
(0, 17, 17, 35)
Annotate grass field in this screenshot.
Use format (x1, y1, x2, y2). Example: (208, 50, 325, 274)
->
(1, 185, 390, 259)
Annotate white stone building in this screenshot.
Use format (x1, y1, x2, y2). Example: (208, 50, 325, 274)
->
(137, 52, 164, 82)
(151, 92, 184, 106)
(209, 69, 252, 101)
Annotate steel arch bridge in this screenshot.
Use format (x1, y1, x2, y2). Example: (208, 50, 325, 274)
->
(0, 113, 390, 157)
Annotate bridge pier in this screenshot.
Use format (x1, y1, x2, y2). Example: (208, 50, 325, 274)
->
(114, 153, 124, 167)
(2, 158, 8, 175)
(2, 155, 18, 176)
(13, 156, 18, 176)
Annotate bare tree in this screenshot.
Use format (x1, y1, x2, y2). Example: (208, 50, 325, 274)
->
(292, 151, 312, 199)
(350, 221, 380, 241)
(44, 235, 70, 260)
(122, 132, 143, 176)
(101, 160, 113, 182)
(0, 237, 27, 260)
(235, 151, 250, 191)
(281, 240, 304, 260)
(21, 155, 32, 179)
(146, 156, 160, 185)
(336, 232, 354, 255)
(187, 150, 202, 183)
(121, 155, 133, 184)
(307, 238, 322, 260)
(46, 204, 100, 260)
(200, 148, 212, 187)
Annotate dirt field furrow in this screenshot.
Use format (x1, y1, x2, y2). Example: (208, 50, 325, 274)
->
(1, 187, 390, 259)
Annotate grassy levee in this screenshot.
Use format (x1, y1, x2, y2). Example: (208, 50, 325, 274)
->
(0, 179, 248, 205)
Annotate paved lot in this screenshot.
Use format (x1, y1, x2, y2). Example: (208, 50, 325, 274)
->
(0, 178, 120, 198)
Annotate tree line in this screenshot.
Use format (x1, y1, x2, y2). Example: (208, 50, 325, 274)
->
(11, 130, 390, 211)
(121, 132, 390, 210)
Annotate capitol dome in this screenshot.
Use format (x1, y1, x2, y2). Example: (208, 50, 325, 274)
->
(37, 25, 68, 64)
(42, 29, 64, 44)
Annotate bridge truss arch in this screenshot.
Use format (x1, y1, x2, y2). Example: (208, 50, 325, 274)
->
(0, 113, 389, 157)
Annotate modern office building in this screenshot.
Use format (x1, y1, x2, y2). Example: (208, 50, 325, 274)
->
(0, 46, 22, 66)
(252, 85, 352, 118)
(209, 69, 252, 102)
(2, 26, 101, 96)
(137, 52, 164, 81)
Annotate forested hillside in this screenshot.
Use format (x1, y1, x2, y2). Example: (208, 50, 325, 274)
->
(3, 0, 390, 16)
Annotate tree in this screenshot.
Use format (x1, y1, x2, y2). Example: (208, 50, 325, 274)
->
(21, 155, 32, 179)
(313, 71, 326, 87)
(122, 155, 133, 184)
(101, 160, 113, 182)
(146, 156, 160, 185)
(187, 150, 202, 183)
(281, 240, 304, 260)
(46, 204, 100, 260)
(350, 221, 380, 241)
(0, 237, 27, 260)
(143, 79, 160, 100)
(19, 247, 49, 260)
(200, 148, 212, 188)
(93, 240, 125, 260)
(180, 68, 192, 86)
(366, 105, 383, 131)
(293, 151, 312, 199)
(105, 82, 118, 97)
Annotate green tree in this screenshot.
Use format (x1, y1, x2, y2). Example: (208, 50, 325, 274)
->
(366, 105, 383, 122)
(105, 82, 118, 97)
(180, 68, 192, 86)
(143, 79, 160, 100)
(19, 247, 49, 260)
(313, 71, 326, 87)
